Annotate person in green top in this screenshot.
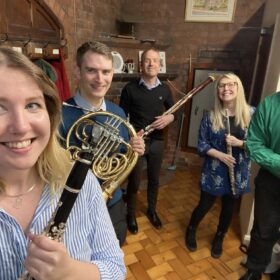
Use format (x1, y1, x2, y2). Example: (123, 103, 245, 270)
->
(240, 92, 280, 280)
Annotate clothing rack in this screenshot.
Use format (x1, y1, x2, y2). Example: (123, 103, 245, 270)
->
(0, 33, 68, 60)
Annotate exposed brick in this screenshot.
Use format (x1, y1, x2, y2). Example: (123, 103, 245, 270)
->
(42, 0, 265, 160)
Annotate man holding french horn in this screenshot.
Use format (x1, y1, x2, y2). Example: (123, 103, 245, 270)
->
(60, 41, 145, 246)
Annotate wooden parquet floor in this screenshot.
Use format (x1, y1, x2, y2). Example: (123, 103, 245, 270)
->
(122, 165, 270, 280)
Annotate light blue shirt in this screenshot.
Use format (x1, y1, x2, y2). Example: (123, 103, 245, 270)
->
(0, 172, 126, 279)
(139, 77, 161, 90)
(74, 90, 106, 112)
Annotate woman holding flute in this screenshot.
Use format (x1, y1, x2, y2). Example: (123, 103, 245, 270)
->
(185, 73, 255, 258)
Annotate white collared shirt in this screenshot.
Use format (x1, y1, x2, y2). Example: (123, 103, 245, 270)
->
(74, 90, 106, 112)
(139, 77, 161, 90)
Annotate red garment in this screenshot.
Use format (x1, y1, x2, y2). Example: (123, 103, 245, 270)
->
(50, 48, 71, 101)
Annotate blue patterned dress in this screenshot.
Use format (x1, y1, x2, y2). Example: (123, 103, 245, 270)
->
(197, 109, 254, 197)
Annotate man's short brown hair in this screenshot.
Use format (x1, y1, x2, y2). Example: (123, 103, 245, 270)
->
(76, 41, 113, 67)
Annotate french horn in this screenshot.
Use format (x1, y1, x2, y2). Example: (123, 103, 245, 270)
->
(65, 110, 138, 201)
(64, 76, 216, 202)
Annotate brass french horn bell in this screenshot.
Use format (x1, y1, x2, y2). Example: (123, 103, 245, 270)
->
(65, 111, 138, 201)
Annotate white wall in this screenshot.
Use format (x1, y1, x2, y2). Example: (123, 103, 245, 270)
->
(240, 2, 280, 245)
(262, 1, 280, 27)
(239, 163, 259, 244)
(261, 13, 280, 98)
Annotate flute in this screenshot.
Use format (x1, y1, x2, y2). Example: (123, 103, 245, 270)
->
(224, 109, 237, 196)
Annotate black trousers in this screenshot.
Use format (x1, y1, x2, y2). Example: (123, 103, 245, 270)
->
(188, 190, 236, 234)
(108, 198, 127, 247)
(246, 168, 280, 272)
(126, 138, 164, 215)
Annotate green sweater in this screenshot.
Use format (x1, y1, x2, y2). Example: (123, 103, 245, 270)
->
(246, 92, 280, 178)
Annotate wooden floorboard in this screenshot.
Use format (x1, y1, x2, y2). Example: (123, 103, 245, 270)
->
(122, 165, 270, 280)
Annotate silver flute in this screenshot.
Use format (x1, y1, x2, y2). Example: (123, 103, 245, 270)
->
(224, 109, 237, 196)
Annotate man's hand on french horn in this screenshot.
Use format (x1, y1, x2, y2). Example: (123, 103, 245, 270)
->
(129, 129, 145, 156)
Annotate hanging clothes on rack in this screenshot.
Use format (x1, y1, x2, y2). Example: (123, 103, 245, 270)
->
(34, 59, 57, 82)
(50, 48, 71, 101)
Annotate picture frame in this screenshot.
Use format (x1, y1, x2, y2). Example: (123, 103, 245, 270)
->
(185, 0, 237, 23)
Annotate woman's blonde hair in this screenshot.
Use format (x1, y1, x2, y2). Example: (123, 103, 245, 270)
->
(211, 73, 252, 132)
(0, 47, 71, 193)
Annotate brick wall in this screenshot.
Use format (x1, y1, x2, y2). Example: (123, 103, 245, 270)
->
(44, 0, 121, 90)
(43, 0, 266, 165)
(120, 0, 265, 94)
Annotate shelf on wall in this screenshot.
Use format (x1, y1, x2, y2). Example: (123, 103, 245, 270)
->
(113, 72, 178, 82)
(98, 36, 170, 50)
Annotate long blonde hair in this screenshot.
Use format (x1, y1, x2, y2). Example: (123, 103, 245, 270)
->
(211, 73, 252, 132)
(0, 47, 71, 193)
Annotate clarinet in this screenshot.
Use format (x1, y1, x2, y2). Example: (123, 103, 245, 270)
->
(224, 109, 237, 196)
(19, 150, 94, 280)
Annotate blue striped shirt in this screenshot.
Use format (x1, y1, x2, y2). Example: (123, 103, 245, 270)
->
(0, 172, 126, 279)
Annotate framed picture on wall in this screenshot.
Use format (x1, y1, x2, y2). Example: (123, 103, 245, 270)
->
(185, 0, 237, 23)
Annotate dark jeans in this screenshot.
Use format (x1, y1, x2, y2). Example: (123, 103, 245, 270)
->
(188, 190, 236, 234)
(108, 198, 127, 247)
(246, 168, 280, 272)
(126, 138, 164, 215)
